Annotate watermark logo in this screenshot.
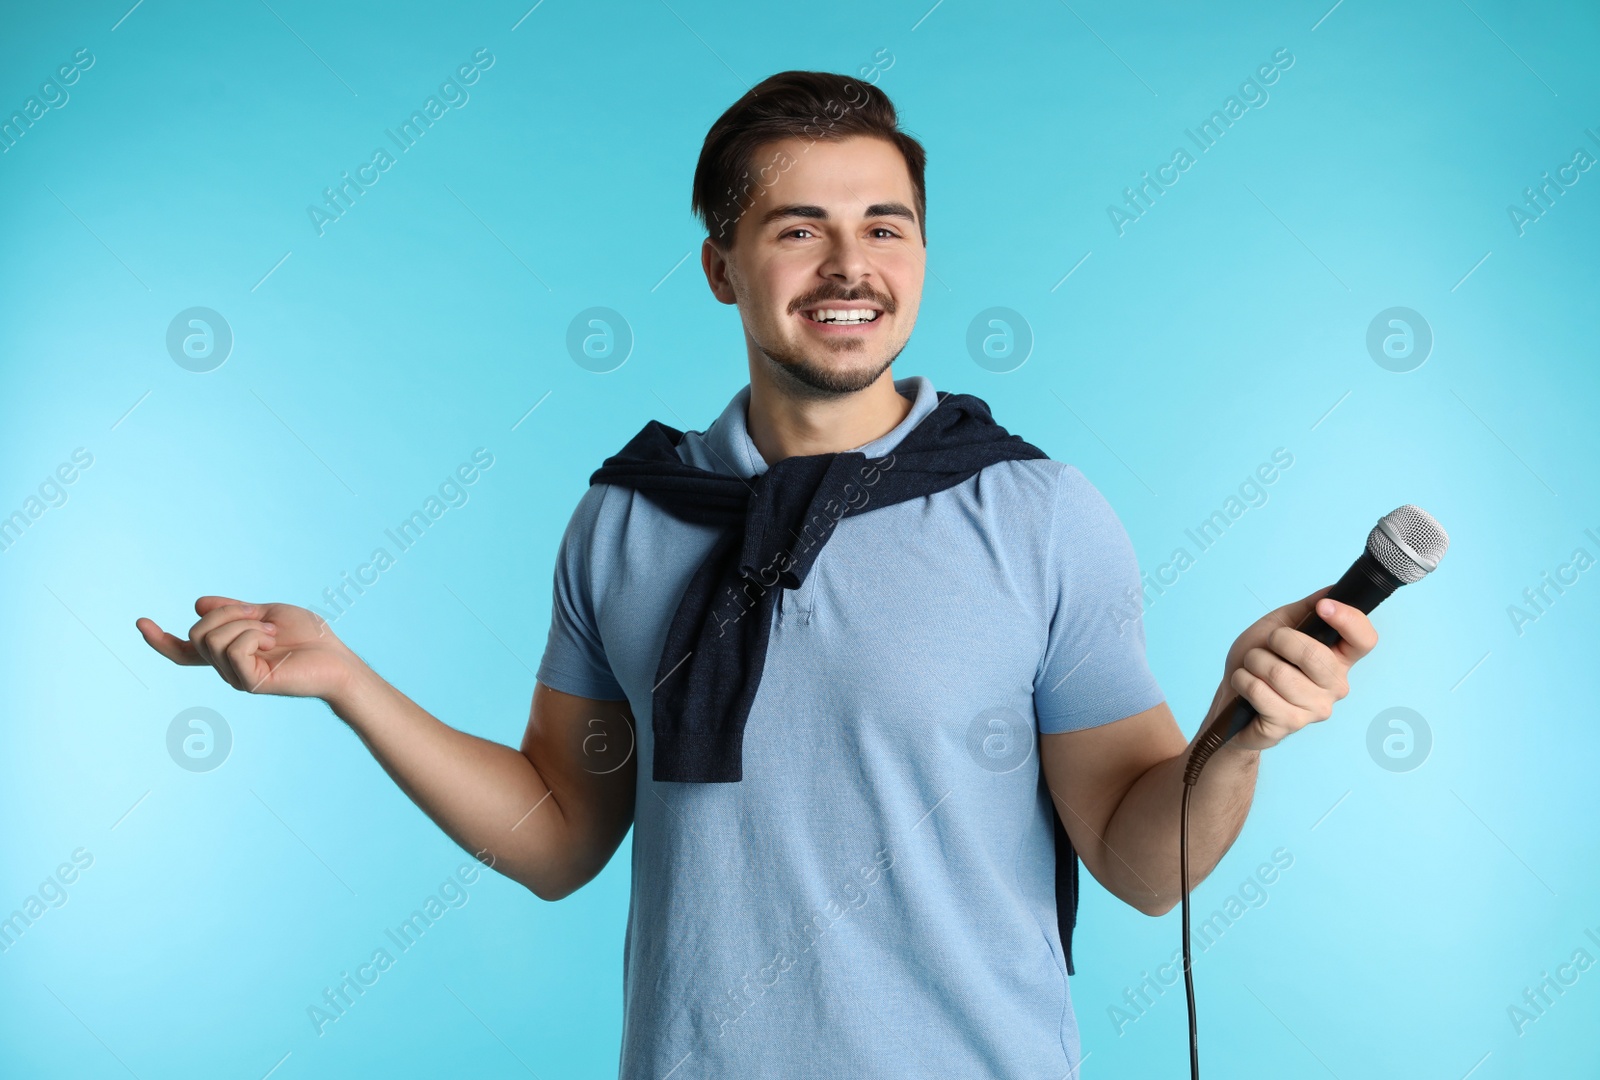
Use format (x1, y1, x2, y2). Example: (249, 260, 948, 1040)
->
(966, 307, 1032, 373)
(703, 452, 896, 641)
(166, 706, 232, 772)
(1106, 48, 1294, 237)
(1507, 928, 1600, 1036)
(566, 307, 633, 373)
(0, 847, 94, 954)
(706, 63, 897, 244)
(1109, 845, 1293, 1035)
(0, 447, 94, 556)
(310, 448, 495, 625)
(711, 843, 897, 1040)
(1112, 447, 1295, 634)
(1507, 530, 1598, 637)
(166, 307, 233, 372)
(1365, 307, 1431, 373)
(0, 48, 94, 157)
(1366, 706, 1430, 772)
(308, 48, 495, 237)
(580, 708, 635, 775)
(965, 706, 1035, 773)
(1506, 133, 1598, 237)
(307, 858, 490, 1036)
(856, 46, 895, 84)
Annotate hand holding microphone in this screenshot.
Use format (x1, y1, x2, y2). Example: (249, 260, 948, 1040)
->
(1186, 504, 1450, 780)
(1202, 584, 1379, 754)
(1178, 505, 1450, 1080)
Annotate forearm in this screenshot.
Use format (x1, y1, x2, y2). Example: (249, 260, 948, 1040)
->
(325, 659, 568, 897)
(1051, 590, 1380, 917)
(1099, 733, 1260, 915)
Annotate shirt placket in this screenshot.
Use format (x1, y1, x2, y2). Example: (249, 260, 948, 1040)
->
(777, 551, 822, 626)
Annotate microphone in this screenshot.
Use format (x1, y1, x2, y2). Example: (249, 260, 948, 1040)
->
(1183, 504, 1450, 783)
(1177, 504, 1449, 1080)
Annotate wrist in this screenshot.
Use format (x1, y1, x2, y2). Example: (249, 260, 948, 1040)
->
(1214, 736, 1264, 765)
(1189, 717, 1267, 762)
(324, 654, 385, 719)
(1194, 695, 1276, 758)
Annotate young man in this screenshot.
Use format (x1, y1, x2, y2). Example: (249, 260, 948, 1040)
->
(137, 71, 1377, 1078)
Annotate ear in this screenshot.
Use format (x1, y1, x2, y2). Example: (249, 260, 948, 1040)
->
(701, 237, 739, 306)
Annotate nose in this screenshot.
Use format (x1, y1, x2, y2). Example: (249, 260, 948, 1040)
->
(817, 230, 872, 288)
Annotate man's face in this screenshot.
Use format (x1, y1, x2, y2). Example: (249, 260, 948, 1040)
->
(702, 134, 925, 397)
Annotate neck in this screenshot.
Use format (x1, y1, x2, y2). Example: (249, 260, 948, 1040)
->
(744, 366, 913, 465)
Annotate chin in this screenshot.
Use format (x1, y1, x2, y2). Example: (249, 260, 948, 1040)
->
(767, 346, 897, 396)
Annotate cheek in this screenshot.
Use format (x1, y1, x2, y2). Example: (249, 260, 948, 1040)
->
(883, 254, 924, 297)
(887, 274, 922, 321)
(734, 281, 790, 336)
(757, 270, 808, 323)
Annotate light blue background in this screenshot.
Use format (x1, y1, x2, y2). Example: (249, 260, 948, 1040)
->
(2, 1, 1596, 1076)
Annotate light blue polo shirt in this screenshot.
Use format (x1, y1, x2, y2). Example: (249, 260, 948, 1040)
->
(536, 373, 1165, 1079)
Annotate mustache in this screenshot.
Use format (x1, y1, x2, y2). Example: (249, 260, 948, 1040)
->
(789, 288, 895, 314)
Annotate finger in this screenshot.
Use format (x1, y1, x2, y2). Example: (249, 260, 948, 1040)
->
(223, 629, 277, 692)
(1267, 625, 1348, 696)
(1314, 597, 1379, 662)
(135, 617, 205, 665)
(1240, 647, 1322, 717)
(1230, 665, 1298, 725)
(196, 595, 252, 617)
(187, 604, 262, 664)
(201, 619, 278, 686)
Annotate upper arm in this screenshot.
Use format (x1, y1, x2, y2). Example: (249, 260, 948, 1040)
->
(520, 682, 637, 899)
(525, 485, 635, 898)
(1032, 466, 1164, 734)
(1031, 465, 1176, 887)
(1039, 700, 1185, 889)
(536, 484, 628, 701)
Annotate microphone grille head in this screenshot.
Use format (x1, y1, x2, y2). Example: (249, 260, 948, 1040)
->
(1367, 505, 1449, 584)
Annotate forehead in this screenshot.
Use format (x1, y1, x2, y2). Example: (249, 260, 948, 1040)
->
(738, 134, 916, 230)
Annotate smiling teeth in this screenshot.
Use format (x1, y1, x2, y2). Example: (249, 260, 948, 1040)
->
(807, 309, 879, 324)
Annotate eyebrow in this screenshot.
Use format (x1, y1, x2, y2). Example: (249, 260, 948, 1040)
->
(759, 202, 918, 228)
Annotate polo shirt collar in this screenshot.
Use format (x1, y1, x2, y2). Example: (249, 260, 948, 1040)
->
(681, 374, 941, 479)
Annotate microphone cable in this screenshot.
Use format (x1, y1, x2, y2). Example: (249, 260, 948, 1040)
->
(1181, 781, 1199, 1079)
(1167, 505, 1447, 1079)
(1180, 721, 1229, 1080)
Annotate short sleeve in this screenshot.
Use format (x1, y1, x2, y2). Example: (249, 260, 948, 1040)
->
(536, 484, 627, 701)
(1034, 466, 1165, 734)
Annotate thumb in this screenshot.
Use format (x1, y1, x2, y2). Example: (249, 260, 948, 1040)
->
(135, 616, 202, 665)
(195, 594, 250, 615)
(1266, 584, 1333, 631)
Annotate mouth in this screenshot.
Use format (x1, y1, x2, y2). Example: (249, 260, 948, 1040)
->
(797, 304, 885, 330)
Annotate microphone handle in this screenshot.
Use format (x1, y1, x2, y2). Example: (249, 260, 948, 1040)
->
(1214, 551, 1403, 744)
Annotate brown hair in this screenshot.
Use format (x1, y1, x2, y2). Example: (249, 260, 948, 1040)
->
(691, 70, 927, 250)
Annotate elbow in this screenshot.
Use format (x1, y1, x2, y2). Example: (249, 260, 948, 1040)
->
(522, 861, 594, 902)
(1134, 893, 1178, 917)
(523, 874, 578, 903)
(491, 856, 566, 902)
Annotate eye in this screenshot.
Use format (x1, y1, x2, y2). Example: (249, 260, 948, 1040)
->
(782, 227, 815, 240)
(869, 227, 900, 239)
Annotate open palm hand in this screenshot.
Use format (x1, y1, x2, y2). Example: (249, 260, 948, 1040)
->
(137, 595, 357, 700)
